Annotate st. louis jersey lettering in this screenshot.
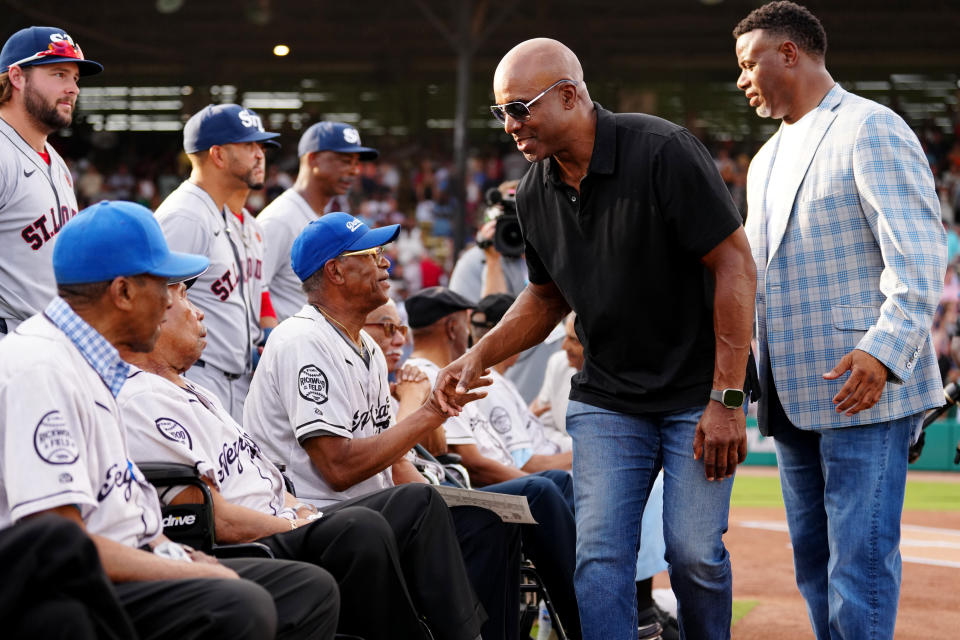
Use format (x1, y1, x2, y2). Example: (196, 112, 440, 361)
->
(20, 204, 78, 250)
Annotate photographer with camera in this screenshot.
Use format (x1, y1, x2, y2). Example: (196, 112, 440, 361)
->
(449, 180, 527, 299)
(450, 180, 563, 402)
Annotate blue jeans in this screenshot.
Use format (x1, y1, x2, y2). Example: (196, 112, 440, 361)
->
(768, 393, 917, 640)
(567, 400, 734, 640)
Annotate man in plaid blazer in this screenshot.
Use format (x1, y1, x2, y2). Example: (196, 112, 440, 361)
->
(734, 3, 946, 639)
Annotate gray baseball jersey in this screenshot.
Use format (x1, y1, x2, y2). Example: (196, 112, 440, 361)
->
(0, 117, 79, 335)
(258, 189, 318, 322)
(0, 315, 163, 547)
(155, 181, 265, 375)
(119, 368, 288, 517)
(244, 305, 394, 508)
(405, 357, 516, 467)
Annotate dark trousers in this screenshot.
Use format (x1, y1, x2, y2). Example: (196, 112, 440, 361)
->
(115, 557, 338, 640)
(481, 470, 581, 640)
(263, 484, 486, 640)
(1, 515, 136, 640)
(449, 505, 523, 640)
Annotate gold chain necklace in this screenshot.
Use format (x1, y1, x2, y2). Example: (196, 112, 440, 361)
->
(312, 304, 364, 351)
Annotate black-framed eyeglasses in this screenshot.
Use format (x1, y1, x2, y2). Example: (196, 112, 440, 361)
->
(489, 79, 578, 123)
(364, 321, 408, 338)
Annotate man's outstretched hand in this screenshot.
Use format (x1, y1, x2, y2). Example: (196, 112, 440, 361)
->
(432, 350, 491, 415)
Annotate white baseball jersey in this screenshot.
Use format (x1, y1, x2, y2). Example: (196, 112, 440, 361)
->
(258, 189, 318, 322)
(405, 357, 516, 468)
(0, 117, 79, 335)
(244, 305, 394, 507)
(535, 351, 575, 452)
(119, 368, 287, 516)
(155, 181, 265, 376)
(0, 315, 162, 547)
(480, 370, 561, 457)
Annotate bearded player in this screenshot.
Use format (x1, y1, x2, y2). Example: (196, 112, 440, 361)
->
(0, 26, 102, 339)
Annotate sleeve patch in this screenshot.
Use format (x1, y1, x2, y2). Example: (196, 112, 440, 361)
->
(155, 418, 193, 450)
(34, 410, 79, 465)
(299, 365, 329, 404)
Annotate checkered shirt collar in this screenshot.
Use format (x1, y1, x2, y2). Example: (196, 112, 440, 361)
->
(44, 296, 130, 397)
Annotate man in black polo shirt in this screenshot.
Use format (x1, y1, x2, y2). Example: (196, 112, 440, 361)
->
(435, 38, 756, 640)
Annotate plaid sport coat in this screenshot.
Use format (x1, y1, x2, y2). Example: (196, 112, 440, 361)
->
(746, 84, 947, 431)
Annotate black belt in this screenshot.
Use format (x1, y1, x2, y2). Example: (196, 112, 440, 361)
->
(194, 359, 243, 381)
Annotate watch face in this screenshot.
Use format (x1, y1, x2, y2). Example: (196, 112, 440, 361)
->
(723, 389, 745, 408)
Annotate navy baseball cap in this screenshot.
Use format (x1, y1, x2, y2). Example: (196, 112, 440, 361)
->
(291, 212, 399, 282)
(53, 201, 209, 285)
(1, 26, 102, 76)
(183, 104, 280, 153)
(298, 122, 378, 160)
(405, 287, 476, 329)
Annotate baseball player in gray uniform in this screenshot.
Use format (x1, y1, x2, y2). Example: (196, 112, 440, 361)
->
(0, 26, 101, 338)
(258, 122, 378, 322)
(155, 104, 279, 421)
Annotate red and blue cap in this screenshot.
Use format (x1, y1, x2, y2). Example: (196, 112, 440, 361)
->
(0, 26, 102, 76)
(53, 201, 209, 285)
(183, 104, 281, 153)
(298, 121, 378, 160)
(291, 212, 399, 282)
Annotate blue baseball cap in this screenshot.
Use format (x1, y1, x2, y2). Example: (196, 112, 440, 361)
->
(53, 201, 210, 285)
(183, 104, 281, 153)
(1, 26, 102, 76)
(298, 122, 378, 160)
(291, 212, 399, 282)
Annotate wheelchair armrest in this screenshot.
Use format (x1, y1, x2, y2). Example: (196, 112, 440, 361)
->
(434, 453, 462, 465)
(211, 542, 276, 559)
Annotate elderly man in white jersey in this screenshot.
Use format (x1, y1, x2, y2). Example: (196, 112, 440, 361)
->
(155, 103, 279, 421)
(0, 26, 101, 338)
(259, 121, 378, 322)
(0, 200, 338, 640)
(119, 280, 493, 640)
(245, 212, 525, 640)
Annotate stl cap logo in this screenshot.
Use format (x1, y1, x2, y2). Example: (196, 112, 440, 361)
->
(238, 109, 265, 131)
(345, 219, 363, 232)
(343, 127, 360, 144)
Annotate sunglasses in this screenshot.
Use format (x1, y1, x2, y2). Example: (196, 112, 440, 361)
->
(365, 321, 408, 338)
(340, 245, 385, 260)
(11, 39, 85, 68)
(489, 79, 578, 123)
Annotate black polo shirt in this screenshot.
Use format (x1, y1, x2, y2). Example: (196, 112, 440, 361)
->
(515, 103, 742, 414)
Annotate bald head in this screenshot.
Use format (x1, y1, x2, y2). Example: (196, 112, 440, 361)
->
(494, 38, 584, 93)
(493, 38, 594, 164)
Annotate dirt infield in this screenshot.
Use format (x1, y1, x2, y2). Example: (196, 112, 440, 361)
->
(651, 504, 960, 639)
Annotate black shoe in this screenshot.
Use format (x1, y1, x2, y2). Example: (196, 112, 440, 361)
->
(639, 602, 680, 640)
(638, 620, 662, 640)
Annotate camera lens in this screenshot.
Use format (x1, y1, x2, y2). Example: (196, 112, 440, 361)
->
(494, 214, 524, 257)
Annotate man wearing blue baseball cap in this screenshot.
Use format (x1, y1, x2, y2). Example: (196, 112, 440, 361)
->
(0, 26, 103, 342)
(246, 213, 525, 640)
(258, 121, 379, 322)
(155, 103, 282, 422)
(0, 200, 340, 639)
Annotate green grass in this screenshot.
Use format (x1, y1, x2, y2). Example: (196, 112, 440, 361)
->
(732, 599, 760, 626)
(731, 473, 960, 511)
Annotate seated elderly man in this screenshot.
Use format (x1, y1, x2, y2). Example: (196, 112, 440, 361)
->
(0, 201, 337, 640)
(118, 281, 487, 640)
(244, 212, 521, 640)
(399, 287, 582, 639)
(468, 293, 572, 473)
